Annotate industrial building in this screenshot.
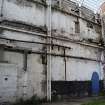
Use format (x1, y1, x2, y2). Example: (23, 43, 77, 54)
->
(0, 0, 104, 102)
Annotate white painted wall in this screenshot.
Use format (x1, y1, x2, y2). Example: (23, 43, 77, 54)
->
(51, 56, 65, 81)
(2, 30, 45, 42)
(1, 30, 44, 52)
(52, 10, 77, 37)
(0, 63, 17, 102)
(27, 54, 46, 98)
(0, 0, 103, 101)
(1, 29, 101, 61)
(51, 57, 103, 82)
(0, 51, 46, 101)
(52, 40, 101, 60)
(80, 19, 101, 42)
(1, 0, 101, 42)
(3, 0, 46, 26)
(4, 51, 24, 99)
(66, 58, 103, 81)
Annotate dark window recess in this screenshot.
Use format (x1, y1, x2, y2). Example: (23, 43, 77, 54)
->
(0, 46, 8, 63)
(51, 81, 104, 96)
(87, 22, 93, 29)
(41, 54, 47, 65)
(0, 47, 4, 62)
(75, 21, 80, 33)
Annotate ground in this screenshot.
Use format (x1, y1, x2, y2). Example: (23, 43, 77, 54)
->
(1, 97, 103, 105)
(42, 97, 104, 105)
(42, 102, 82, 105)
(82, 99, 105, 105)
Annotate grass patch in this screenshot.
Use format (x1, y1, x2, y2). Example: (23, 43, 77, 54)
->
(82, 99, 105, 105)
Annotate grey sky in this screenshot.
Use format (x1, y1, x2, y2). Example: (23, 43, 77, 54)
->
(72, 0, 105, 12)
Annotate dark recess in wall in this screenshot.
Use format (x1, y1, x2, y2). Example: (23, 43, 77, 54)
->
(51, 81, 103, 97)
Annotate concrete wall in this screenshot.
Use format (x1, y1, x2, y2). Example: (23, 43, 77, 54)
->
(0, 0, 104, 102)
(0, 51, 46, 102)
(2, 0, 46, 26)
(0, 52, 23, 102)
(0, 63, 17, 102)
(66, 59, 102, 81)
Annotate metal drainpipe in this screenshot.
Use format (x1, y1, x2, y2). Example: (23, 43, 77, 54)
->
(46, 0, 52, 101)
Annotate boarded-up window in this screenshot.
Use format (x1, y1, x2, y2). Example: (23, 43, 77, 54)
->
(75, 21, 80, 33)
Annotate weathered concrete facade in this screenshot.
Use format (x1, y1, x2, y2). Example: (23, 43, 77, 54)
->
(0, 0, 104, 102)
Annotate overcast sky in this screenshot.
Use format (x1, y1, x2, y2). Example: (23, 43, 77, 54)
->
(72, 0, 105, 12)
